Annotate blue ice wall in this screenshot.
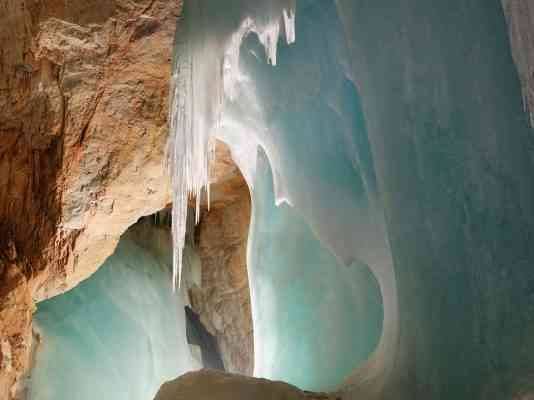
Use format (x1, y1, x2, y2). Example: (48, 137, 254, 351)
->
(336, 0, 534, 399)
(249, 151, 383, 392)
(233, 0, 387, 270)
(29, 228, 194, 400)
(229, 0, 391, 391)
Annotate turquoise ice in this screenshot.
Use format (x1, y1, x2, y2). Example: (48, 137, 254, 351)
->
(29, 228, 194, 400)
(249, 151, 383, 391)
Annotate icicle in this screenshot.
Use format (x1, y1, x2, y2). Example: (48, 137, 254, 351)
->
(283, 8, 296, 44)
(168, 0, 297, 289)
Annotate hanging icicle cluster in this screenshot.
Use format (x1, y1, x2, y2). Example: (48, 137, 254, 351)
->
(167, 0, 297, 289)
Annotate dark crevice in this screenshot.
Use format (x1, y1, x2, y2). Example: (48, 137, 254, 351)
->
(185, 305, 225, 371)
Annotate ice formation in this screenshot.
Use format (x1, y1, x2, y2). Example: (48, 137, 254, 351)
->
(249, 151, 383, 391)
(29, 226, 196, 400)
(169, 0, 534, 397)
(334, 1, 534, 399)
(168, 0, 296, 288)
(169, 0, 396, 391)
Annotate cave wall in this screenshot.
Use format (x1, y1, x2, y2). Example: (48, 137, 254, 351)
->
(155, 370, 338, 400)
(189, 142, 254, 375)
(3, 0, 534, 398)
(502, 0, 534, 125)
(336, 0, 534, 398)
(0, 0, 181, 397)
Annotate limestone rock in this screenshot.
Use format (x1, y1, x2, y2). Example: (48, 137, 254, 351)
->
(154, 370, 338, 400)
(189, 141, 254, 375)
(0, 0, 181, 397)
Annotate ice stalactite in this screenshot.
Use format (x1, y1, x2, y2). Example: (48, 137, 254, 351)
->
(248, 150, 383, 391)
(167, 0, 296, 289)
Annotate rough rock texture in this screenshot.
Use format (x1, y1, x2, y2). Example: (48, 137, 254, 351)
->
(0, 0, 181, 397)
(188, 141, 254, 375)
(154, 370, 338, 400)
(502, 0, 534, 124)
(0, 265, 33, 400)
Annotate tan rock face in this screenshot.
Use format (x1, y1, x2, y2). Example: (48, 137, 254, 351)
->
(189, 141, 254, 375)
(0, 263, 33, 399)
(32, 0, 180, 299)
(154, 370, 339, 400)
(0, 0, 181, 397)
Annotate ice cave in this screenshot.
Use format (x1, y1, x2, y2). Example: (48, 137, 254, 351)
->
(2, 0, 534, 399)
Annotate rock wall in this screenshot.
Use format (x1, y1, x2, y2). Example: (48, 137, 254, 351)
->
(154, 370, 338, 400)
(0, 0, 181, 397)
(188, 142, 254, 375)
